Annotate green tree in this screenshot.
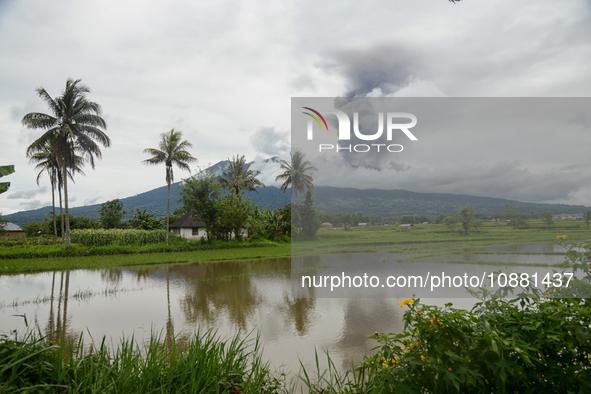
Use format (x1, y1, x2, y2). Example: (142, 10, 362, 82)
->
(23, 78, 110, 247)
(179, 170, 222, 242)
(459, 206, 475, 235)
(218, 192, 251, 241)
(585, 210, 591, 230)
(540, 211, 554, 230)
(218, 155, 265, 194)
(442, 215, 459, 234)
(0, 165, 15, 194)
(275, 151, 318, 204)
(99, 199, 126, 229)
(130, 208, 163, 230)
(143, 129, 197, 245)
(502, 204, 519, 222)
(22, 221, 48, 238)
(296, 190, 320, 240)
(472, 218, 484, 233)
(509, 217, 531, 229)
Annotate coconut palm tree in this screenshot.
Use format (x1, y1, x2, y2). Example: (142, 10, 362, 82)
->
(275, 150, 318, 204)
(27, 137, 85, 240)
(219, 154, 265, 194)
(143, 129, 197, 245)
(22, 78, 110, 247)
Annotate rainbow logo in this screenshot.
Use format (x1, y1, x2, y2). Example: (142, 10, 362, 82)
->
(302, 107, 329, 132)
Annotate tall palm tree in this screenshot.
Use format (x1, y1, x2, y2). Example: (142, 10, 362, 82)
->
(275, 150, 318, 204)
(143, 129, 197, 245)
(27, 137, 85, 241)
(219, 154, 265, 194)
(22, 78, 110, 247)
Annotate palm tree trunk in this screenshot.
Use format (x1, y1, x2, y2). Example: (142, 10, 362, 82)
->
(166, 181, 170, 245)
(63, 161, 71, 247)
(51, 182, 57, 241)
(58, 183, 64, 243)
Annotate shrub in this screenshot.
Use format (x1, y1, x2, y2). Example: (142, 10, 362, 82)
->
(361, 296, 591, 393)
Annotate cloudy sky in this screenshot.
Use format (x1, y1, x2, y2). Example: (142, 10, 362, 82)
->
(1, 0, 590, 214)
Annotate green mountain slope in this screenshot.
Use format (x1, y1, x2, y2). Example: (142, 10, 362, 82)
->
(5, 184, 589, 225)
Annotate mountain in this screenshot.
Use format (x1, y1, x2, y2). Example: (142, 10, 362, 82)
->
(4, 158, 590, 225)
(312, 187, 589, 218)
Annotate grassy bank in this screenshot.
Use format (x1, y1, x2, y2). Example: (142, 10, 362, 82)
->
(0, 330, 285, 394)
(2, 221, 590, 275)
(0, 244, 291, 274)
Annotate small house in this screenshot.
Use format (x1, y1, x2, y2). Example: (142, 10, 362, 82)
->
(169, 211, 208, 240)
(169, 210, 248, 240)
(320, 222, 333, 228)
(1, 222, 25, 238)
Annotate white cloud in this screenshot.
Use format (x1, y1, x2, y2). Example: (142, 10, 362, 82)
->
(0, 0, 589, 213)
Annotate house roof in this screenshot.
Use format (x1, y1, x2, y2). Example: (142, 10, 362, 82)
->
(169, 210, 206, 228)
(2, 222, 23, 232)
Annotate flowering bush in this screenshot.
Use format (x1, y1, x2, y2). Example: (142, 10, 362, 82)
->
(363, 296, 591, 393)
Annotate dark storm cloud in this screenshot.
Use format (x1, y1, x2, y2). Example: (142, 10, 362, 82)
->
(320, 44, 416, 98)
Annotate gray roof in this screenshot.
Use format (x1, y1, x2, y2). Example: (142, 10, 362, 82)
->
(169, 210, 206, 228)
(2, 222, 23, 231)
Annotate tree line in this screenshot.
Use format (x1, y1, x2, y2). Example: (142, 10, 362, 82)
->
(18, 78, 323, 245)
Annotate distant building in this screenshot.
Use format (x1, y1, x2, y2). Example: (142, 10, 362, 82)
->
(1, 222, 24, 238)
(320, 222, 333, 228)
(400, 223, 413, 232)
(169, 211, 207, 240)
(169, 210, 247, 240)
(358, 223, 367, 227)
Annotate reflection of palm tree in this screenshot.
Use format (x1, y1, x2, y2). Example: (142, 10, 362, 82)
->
(23, 78, 110, 247)
(143, 129, 197, 245)
(275, 150, 317, 204)
(49, 271, 72, 342)
(281, 293, 316, 336)
(219, 155, 265, 194)
(166, 267, 174, 352)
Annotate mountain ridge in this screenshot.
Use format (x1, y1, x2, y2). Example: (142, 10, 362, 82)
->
(5, 184, 589, 225)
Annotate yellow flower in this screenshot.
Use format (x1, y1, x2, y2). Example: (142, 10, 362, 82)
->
(380, 357, 398, 368)
(448, 367, 452, 372)
(398, 297, 415, 308)
(420, 355, 426, 361)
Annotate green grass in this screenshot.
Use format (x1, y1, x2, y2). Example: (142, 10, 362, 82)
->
(0, 329, 286, 393)
(0, 244, 291, 274)
(2, 221, 588, 275)
(293, 222, 591, 256)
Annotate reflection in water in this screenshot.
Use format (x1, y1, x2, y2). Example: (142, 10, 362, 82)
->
(336, 298, 403, 369)
(100, 268, 123, 285)
(279, 293, 316, 336)
(179, 264, 263, 330)
(43, 271, 77, 345)
(166, 267, 174, 351)
(2, 250, 550, 371)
